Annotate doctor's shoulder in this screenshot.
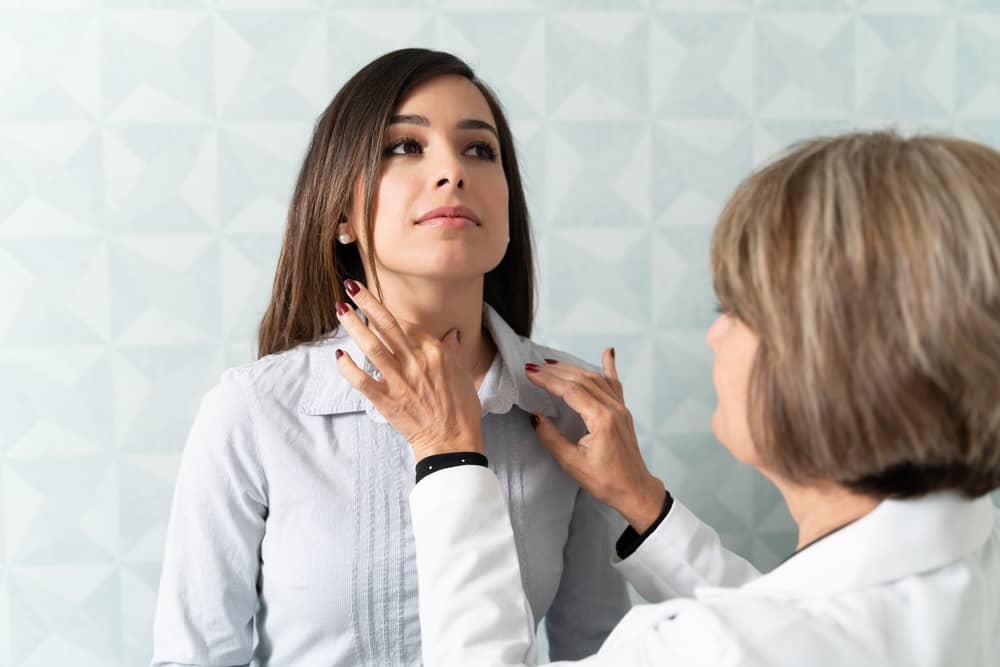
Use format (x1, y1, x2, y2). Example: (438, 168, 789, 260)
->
(619, 595, 881, 667)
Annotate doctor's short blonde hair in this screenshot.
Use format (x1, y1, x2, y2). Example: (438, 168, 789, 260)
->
(712, 130, 1000, 498)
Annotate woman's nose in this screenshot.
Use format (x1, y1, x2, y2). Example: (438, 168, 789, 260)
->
(436, 175, 463, 188)
(434, 153, 465, 190)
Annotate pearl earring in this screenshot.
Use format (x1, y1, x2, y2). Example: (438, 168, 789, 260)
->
(338, 233, 352, 244)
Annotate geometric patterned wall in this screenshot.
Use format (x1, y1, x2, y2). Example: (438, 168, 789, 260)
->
(2, 1, 999, 664)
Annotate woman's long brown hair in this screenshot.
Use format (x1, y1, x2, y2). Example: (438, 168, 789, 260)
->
(258, 49, 535, 358)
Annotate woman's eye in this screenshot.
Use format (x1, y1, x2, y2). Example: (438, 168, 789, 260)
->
(386, 139, 422, 156)
(465, 142, 498, 161)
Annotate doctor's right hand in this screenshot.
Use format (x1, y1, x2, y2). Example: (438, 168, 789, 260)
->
(526, 350, 666, 534)
(333, 279, 484, 462)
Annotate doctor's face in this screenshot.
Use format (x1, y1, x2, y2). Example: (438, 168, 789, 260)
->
(706, 312, 760, 466)
(348, 74, 510, 282)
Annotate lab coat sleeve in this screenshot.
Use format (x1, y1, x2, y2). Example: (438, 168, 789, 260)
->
(544, 489, 631, 660)
(409, 465, 745, 667)
(151, 370, 267, 667)
(613, 500, 761, 603)
(411, 464, 538, 666)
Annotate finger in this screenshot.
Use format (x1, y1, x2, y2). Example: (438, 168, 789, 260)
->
(335, 347, 389, 404)
(524, 366, 612, 427)
(531, 413, 585, 473)
(440, 327, 462, 362)
(535, 361, 620, 408)
(543, 351, 623, 403)
(336, 301, 402, 380)
(343, 279, 415, 362)
(601, 348, 624, 401)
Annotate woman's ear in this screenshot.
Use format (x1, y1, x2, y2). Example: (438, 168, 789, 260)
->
(336, 220, 355, 245)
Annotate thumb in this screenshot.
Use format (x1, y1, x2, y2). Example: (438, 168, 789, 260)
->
(440, 327, 462, 360)
(531, 414, 581, 473)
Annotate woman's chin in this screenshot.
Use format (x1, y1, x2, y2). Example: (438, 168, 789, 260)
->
(390, 252, 504, 280)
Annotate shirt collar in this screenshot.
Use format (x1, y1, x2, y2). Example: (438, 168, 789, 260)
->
(299, 303, 558, 422)
(707, 492, 997, 600)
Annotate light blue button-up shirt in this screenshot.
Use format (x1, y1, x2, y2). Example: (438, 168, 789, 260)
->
(151, 305, 630, 666)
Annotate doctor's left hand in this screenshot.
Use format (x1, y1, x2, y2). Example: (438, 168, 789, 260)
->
(333, 279, 484, 462)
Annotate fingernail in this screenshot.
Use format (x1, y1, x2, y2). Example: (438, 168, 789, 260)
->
(529, 414, 540, 429)
(525, 363, 540, 373)
(544, 358, 558, 364)
(610, 347, 616, 359)
(344, 279, 361, 297)
(336, 301, 351, 316)
(335, 349, 344, 360)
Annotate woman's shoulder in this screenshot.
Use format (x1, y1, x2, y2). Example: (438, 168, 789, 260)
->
(211, 332, 350, 415)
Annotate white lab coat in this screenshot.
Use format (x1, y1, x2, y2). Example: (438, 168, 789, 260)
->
(409, 465, 1000, 666)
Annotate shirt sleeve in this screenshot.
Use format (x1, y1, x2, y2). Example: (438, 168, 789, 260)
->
(543, 488, 632, 660)
(151, 371, 268, 667)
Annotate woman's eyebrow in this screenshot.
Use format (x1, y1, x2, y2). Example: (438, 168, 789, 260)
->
(455, 119, 498, 138)
(389, 114, 498, 139)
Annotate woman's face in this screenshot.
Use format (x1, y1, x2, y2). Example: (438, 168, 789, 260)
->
(349, 74, 510, 282)
(706, 312, 761, 466)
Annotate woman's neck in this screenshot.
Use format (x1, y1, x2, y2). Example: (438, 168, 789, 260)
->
(365, 273, 496, 389)
(770, 476, 881, 551)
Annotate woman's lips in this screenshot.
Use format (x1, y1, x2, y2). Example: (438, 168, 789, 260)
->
(415, 205, 481, 228)
(416, 216, 478, 229)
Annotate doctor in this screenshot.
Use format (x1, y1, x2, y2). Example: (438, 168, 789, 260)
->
(333, 131, 1000, 666)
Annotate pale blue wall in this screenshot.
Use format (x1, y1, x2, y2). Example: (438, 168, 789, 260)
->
(2, 1, 1000, 664)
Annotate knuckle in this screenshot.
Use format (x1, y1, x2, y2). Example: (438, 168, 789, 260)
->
(423, 342, 443, 363)
(355, 373, 375, 393)
(415, 355, 430, 374)
(593, 411, 614, 431)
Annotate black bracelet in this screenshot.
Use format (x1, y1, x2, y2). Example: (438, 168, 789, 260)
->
(415, 452, 489, 483)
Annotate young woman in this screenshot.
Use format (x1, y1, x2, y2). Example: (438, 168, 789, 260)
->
(151, 49, 630, 666)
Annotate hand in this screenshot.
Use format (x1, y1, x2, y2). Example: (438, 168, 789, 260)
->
(333, 279, 484, 461)
(527, 351, 665, 532)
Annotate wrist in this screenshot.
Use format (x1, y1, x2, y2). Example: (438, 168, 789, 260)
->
(618, 477, 666, 534)
(414, 435, 484, 460)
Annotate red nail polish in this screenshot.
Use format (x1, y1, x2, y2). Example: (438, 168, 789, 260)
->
(344, 279, 360, 297)
(335, 349, 344, 360)
(336, 301, 351, 316)
(544, 358, 558, 364)
(610, 347, 616, 359)
(529, 414, 540, 428)
(525, 363, 540, 373)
